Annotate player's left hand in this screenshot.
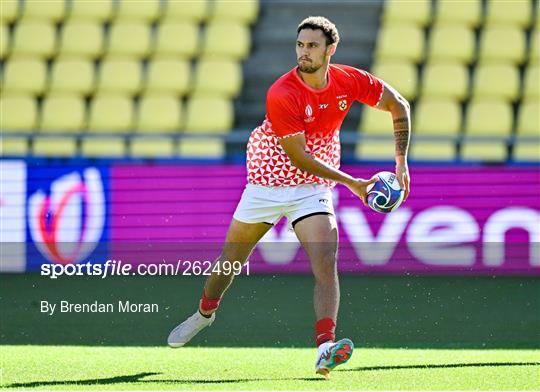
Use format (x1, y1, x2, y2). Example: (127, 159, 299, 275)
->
(395, 163, 410, 201)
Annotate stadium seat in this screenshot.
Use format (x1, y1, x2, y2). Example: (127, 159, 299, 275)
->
(375, 25, 424, 64)
(69, 0, 114, 22)
(485, 0, 531, 28)
(355, 140, 395, 161)
(97, 58, 142, 96)
(516, 100, 539, 136)
(472, 64, 519, 102)
(81, 137, 126, 157)
(115, 0, 161, 21)
(0, 137, 29, 156)
(513, 141, 540, 162)
(32, 137, 78, 157)
(434, 0, 481, 27)
(464, 100, 512, 137)
(192, 59, 242, 98)
(414, 99, 461, 136)
(478, 26, 526, 65)
(136, 95, 182, 132)
(145, 59, 191, 96)
(461, 141, 507, 162)
(21, 0, 65, 22)
(0, 0, 19, 22)
(428, 25, 475, 64)
(163, 0, 208, 22)
(410, 141, 456, 161)
(421, 63, 469, 101)
(184, 97, 233, 133)
(0, 95, 37, 131)
(130, 137, 175, 158)
(153, 21, 199, 59)
(371, 61, 417, 100)
(382, 0, 431, 27)
(2, 58, 47, 96)
(40, 95, 86, 132)
(359, 107, 393, 135)
(106, 21, 151, 58)
(48, 58, 95, 96)
(88, 95, 134, 132)
(58, 21, 104, 59)
(0, 22, 9, 59)
(523, 65, 539, 101)
(211, 0, 259, 25)
(202, 21, 250, 60)
(10, 20, 56, 59)
(178, 138, 225, 158)
(530, 29, 539, 64)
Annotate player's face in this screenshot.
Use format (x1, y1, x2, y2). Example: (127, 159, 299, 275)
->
(296, 29, 331, 73)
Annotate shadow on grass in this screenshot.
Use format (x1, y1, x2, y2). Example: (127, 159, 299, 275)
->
(337, 361, 540, 372)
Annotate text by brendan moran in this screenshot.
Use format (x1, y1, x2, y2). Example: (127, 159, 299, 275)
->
(40, 300, 159, 315)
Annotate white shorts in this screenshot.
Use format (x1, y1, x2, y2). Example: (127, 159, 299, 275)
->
(233, 183, 335, 228)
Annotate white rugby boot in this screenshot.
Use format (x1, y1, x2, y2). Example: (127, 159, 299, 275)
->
(167, 311, 215, 348)
(315, 338, 354, 378)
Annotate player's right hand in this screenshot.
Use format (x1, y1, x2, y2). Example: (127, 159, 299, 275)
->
(346, 176, 378, 205)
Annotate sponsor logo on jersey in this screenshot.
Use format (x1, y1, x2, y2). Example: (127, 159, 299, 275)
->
(338, 99, 348, 111)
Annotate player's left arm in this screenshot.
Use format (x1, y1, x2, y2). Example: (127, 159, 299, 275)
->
(375, 81, 411, 200)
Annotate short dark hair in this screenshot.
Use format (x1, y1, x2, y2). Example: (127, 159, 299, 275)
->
(297, 16, 340, 46)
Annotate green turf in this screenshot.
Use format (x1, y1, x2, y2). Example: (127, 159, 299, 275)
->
(0, 346, 539, 390)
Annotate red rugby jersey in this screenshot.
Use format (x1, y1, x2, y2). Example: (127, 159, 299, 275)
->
(246, 64, 384, 187)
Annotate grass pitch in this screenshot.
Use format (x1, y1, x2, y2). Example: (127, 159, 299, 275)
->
(0, 346, 539, 390)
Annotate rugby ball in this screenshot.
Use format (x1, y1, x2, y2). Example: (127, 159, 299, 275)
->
(366, 171, 404, 214)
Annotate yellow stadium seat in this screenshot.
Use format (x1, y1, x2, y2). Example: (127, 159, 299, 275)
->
(523, 65, 539, 101)
(163, 0, 208, 22)
(464, 100, 512, 137)
(10, 20, 56, 58)
(69, 0, 113, 22)
(0, 95, 37, 131)
(145, 59, 190, 96)
(485, 0, 531, 28)
(211, 0, 259, 24)
(428, 25, 475, 64)
(48, 59, 95, 96)
(178, 138, 225, 158)
(421, 62, 468, 101)
(97, 58, 142, 96)
(530, 29, 539, 64)
(153, 21, 199, 59)
(193, 59, 242, 98)
(461, 141, 507, 162)
(130, 137, 175, 158)
(115, 0, 161, 21)
(376, 25, 424, 63)
(2, 58, 47, 95)
(21, 0, 65, 22)
(0, 137, 28, 156)
(355, 140, 395, 161)
(136, 95, 182, 132)
(88, 95, 134, 132)
(40, 95, 85, 132)
(185, 97, 233, 133)
(0, 0, 19, 22)
(32, 137, 77, 157)
(371, 61, 417, 100)
(359, 107, 393, 135)
(202, 21, 250, 60)
(59, 21, 104, 59)
(81, 137, 126, 157)
(410, 141, 456, 161)
(472, 64, 519, 102)
(513, 141, 540, 162)
(107, 21, 151, 58)
(414, 99, 461, 136)
(0, 22, 9, 59)
(516, 100, 539, 136)
(383, 0, 431, 27)
(479, 26, 526, 65)
(434, 0, 481, 27)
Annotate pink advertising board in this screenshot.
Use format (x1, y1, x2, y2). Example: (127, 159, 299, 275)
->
(110, 164, 540, 275)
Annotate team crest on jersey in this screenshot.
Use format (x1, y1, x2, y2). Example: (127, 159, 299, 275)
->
(304, 104, 315, 123)
(338, 99, 348, 111)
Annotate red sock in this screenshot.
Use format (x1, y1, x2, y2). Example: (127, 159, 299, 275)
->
(199, 291, 221, 314)
(315, 318, 336, 346)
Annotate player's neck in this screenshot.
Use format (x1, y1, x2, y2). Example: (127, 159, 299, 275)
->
(297, 63, 330, 90)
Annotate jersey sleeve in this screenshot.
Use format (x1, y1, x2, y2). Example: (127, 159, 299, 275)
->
(266, 88, 305, 138)
(350, 68, 384, 107)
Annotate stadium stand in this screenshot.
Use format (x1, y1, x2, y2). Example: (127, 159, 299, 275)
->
(434, 0, 482, 27)
(130, 137, 175, 158)
(68, 0, 114, 22)
(48, 58, 95, 96)
(115, 0, 161, 22)
(136, 95, 183, 132)
(40, 95, 85, 132)
(21, 0, 65, 22)
(472, 64, 520, 102)
(96, 58, 142, 96)
(184, 96, 233, 133)
(0, 95, 37, 131)
(106, 21, 152, 59)
(32, 137, 77, 157)
(58, 21, 104, 59)
(87, 95, 134, 133)
(371, 61, 418, 100)
(2, 58, 47, 95)
(153, 22, 200, 59)
(427, 25, 475, 64)
(10, 20, 56, 58)
(164, 0, 209, 23)
(145, 59, 191, 96)
(81, 137, 126, 158)
(421, 62, 469, 101)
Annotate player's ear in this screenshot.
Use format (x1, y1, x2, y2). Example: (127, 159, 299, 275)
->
(326, 43, 337, 56)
